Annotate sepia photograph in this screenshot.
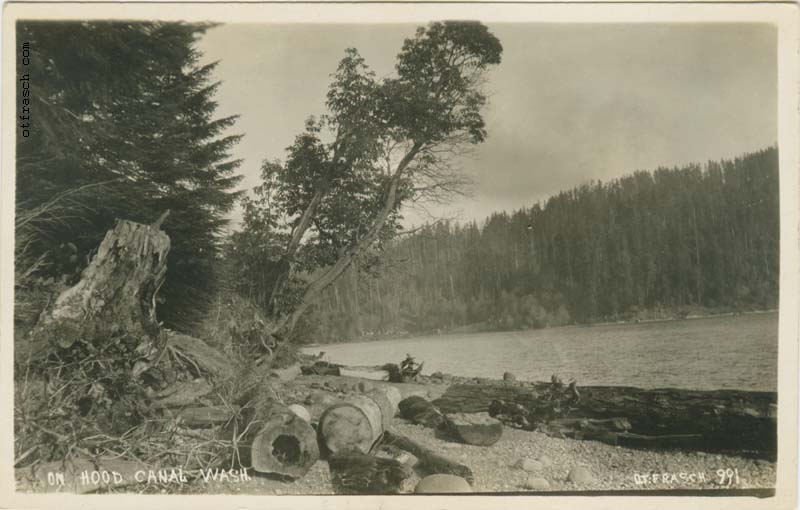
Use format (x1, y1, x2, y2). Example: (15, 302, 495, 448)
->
(1, 2, 798, 508)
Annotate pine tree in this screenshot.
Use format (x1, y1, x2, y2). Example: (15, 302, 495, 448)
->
(16, 21, 242, 331)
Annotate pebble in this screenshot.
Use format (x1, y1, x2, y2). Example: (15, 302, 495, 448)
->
(524, 477, 550, 490)
(567, 466, 596, 485)
(415, 474, 472, 493)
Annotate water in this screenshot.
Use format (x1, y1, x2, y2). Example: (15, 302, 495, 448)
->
(304, 312, 778, 391)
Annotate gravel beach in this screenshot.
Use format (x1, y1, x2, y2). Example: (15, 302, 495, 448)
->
(155, 373, 777, 495)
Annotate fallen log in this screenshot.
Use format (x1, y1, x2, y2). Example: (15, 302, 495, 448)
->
(435, 383, 777, 457)
(399, 396, 446, 428)
(380, 430, 474, 485)
(444, 412, 503, 446)
(230, 398, 319, 479)
(328, 448, 411, 494)
(319, 388, 396, 454)
(168, 405, 237, 428)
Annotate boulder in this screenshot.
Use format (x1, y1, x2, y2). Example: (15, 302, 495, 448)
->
(445, 412, 503, 446)
(567, 466, 596, 485)
(415, 474, 472, 493)
(524, 477, 550, 490)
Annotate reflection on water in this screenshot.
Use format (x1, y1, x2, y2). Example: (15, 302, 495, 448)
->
(304, 313, 778, 391)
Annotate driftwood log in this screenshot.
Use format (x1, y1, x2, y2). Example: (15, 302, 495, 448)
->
(444, 412, 503, 446)
(435, 383, 777, 457)
(380, 430, 474, 485)
(26, 219, 170, 369)
(328, 449, 411, 494)
(319, 388, 396, 454)
(230, 398, 319, 479)
(399, 395, 446, 428)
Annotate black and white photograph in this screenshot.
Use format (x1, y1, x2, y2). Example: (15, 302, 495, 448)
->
(1, 2, 798, 507)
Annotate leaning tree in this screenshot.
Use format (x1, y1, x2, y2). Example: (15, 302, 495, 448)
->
(234, 21, 503, 349)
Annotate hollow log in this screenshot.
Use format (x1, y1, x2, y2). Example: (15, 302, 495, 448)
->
(319, 388, 396, 454)
(26, 219, 169, 367)
(230, 398, 319, 479)
(434, 383, 777, 457)
(380, 430, 474, 485)
(328, 449, 411, 494)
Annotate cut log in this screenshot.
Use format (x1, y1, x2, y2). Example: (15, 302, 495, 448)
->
(444, 412, 503, 446)
(380, 430, 474, 485)
(230, 398, 319, 479)
(328, 449, 412, 494)
(319, 388, 397, 454)
(399, 396, 446, 428)
(26, 219, 169, 367)
(435, 383, 777, 457)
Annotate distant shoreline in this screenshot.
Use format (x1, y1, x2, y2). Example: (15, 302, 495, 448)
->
(303, 308, 778, 348)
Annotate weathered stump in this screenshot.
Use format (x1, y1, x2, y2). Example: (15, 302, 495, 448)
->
(27, 219, 170, 369)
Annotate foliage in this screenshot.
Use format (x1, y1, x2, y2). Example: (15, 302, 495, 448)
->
(308, 147, 779, 341)
(16, 21, 242, 332)
(231, 22, 503, 339)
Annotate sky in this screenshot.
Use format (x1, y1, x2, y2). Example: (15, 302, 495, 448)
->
(197, 22, 777, 229)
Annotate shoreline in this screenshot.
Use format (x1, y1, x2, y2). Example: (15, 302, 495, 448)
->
(304, 308, 778, 349)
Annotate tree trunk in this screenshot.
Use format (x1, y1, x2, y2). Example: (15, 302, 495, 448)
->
(274, 143, 422, 341)
(27, 219, 169, 367)
(435, 382, 776, 457)
(319, 388, 396, 454)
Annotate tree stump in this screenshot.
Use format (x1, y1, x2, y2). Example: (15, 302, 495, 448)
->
(27, 219, 170, 366)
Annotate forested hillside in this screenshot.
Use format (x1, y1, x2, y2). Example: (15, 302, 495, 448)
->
(308, 147, 779, 342)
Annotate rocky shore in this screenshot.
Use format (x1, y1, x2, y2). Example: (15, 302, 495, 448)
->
(165, 370, 776, 495)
